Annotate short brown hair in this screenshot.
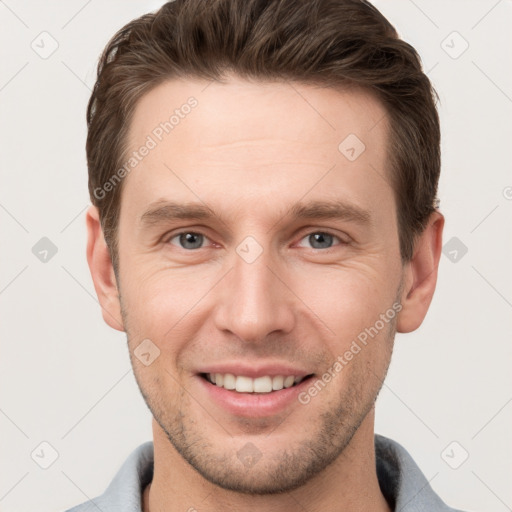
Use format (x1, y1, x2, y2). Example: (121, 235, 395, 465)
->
(87, 0, 440, 273)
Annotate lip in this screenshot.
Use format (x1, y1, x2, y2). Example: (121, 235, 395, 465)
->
(195, 373, 315, 418)
(196, 362, 311, 379)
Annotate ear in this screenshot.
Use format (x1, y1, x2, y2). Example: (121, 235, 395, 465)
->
(86, 205, 125, 332)
(396, 211, 444, 333)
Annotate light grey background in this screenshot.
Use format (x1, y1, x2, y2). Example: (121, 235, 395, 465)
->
(1, 1, 511, 511)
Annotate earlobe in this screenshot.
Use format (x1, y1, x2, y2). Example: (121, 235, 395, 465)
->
(396, 211, 444, 333)
(85, 205, 125, 332)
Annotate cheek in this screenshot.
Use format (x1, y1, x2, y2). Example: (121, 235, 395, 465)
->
(131, 359, 188, 421)
(122, 264, 202, 327)
(291, 264, 390, 329)
(120, 263, 223, 369)
(289, 263, 398, 377)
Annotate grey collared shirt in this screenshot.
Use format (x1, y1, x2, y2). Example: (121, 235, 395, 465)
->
(64, 434, 468, 511)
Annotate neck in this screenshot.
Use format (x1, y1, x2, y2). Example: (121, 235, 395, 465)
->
(143, 410, 391, 512)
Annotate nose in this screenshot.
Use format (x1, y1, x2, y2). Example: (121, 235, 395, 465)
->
(212, 243, 296, 344)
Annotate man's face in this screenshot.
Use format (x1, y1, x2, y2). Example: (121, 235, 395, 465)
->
(116, 76, 404, 493)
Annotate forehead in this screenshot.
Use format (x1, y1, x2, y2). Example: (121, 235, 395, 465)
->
(128, 75, 388, 148)
(122, 75, 392, 221)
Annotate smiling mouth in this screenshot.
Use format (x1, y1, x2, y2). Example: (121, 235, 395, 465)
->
(200, 373, 315, 393)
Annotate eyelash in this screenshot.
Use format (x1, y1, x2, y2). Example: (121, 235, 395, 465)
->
(164, 230, 349, 251)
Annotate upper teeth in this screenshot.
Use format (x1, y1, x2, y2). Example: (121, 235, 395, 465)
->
(206, 373, 304, 393)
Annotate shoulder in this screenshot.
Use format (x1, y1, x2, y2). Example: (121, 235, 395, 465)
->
(375, 434, 471, 512)
(63, 441, 154, 512)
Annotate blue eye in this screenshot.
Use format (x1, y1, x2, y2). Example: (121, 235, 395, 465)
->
(298, 232, 343, 249)
(169, 232, 206, 250)
(165, 230, 346, 252)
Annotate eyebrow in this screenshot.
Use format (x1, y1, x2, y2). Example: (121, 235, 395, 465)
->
(140, 201, 213, 226)
(139, 199, 372, 227)
(288, 200, 371, 225)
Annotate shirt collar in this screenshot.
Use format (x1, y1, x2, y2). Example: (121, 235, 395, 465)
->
(66, 434, 464, 511)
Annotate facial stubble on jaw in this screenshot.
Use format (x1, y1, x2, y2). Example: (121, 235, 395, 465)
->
(119, 293, 398, 497)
